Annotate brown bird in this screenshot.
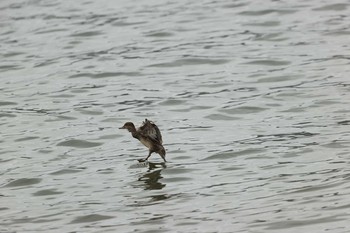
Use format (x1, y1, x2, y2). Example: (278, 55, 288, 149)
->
(119, 119, 166, 162)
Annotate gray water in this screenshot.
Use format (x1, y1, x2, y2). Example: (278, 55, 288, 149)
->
(1, 0, 350, 232)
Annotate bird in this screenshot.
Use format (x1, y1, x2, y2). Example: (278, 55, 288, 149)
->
(119, 119, 166, 162)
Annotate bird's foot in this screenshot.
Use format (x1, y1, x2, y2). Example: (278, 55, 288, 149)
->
(138, 158, 147, 163)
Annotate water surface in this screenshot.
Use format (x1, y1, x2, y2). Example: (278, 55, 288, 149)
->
(1, 0, 350, 232)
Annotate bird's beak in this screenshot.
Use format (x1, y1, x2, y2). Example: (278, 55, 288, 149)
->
(119, 126, 125, 129)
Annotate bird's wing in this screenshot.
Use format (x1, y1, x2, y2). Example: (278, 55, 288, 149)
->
(139, 119, 163, 144)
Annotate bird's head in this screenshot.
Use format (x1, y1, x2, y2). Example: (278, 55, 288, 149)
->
(119, 122, 136, 132)
(159, 147, 166, 162)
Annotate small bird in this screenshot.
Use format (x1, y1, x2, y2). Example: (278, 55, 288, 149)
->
(119, 119, 166, 162)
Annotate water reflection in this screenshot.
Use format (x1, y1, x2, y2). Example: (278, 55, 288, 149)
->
(138, 162, 166, 190)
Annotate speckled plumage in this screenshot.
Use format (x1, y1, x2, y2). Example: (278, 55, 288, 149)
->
(120, 119, 166, 162)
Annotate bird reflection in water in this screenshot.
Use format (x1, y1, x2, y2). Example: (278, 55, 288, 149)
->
(138, 161, 166, 190)
(129, 161, 173, 206)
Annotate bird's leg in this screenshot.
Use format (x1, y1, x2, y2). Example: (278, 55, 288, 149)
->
(138, 151, 152, 162)
(144, 151, 152, 160)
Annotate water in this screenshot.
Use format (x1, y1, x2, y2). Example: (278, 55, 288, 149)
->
(1, 0, 350, 232)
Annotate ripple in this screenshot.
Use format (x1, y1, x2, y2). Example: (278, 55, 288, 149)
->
(70, 214, 114, 224)
(76, 109, 103, 115)
(50, 94, 75, 98)
(0, 101, 17, 106)
(2, 51, 24, 57)
(245, 21, 280, 27)
(14, 136, 40, 142)
(243, 60, 291, 66)
(290, 181, 344, 194)
(0, 65, 21, 70)
(0, 113, 16, 118)
(203, 148, 265, 161)
(246, 131, 318, 145)
(32, 189, 63, 196)
(112, 20, 145, 27)
(159, 99, 186, 106)
(220, 106, 266, 114)
(3, 178, 42, 187)
(70, 31, 102, 37)
(45, 115, 77, 122)
(326, 30, 350, 36)
(162, 177, 192, 182)
(146, 31, 174, 37)
(34, 60, 58, 67)
(239, 9, 276, 16)
(117, 99, 153, 107)
(69, 72, 140, 79)
(239, 9, 296, 16)
(205, 114, 240, 121)
(162, 167, 197, 175)
(149, 58, 230, 67)
(223, 3, 248, 8)
(263, 215, 345, 230)
(337, 120, 350, 125)
(313, 3, 348, 11)
(56, 139, 103, 148)
(35, 28, 68, 34)
(257, 75, 299, 83)
(98, 134, 122, 140)
(49, 168, 85, 175)
(253, 33, 288, 42)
